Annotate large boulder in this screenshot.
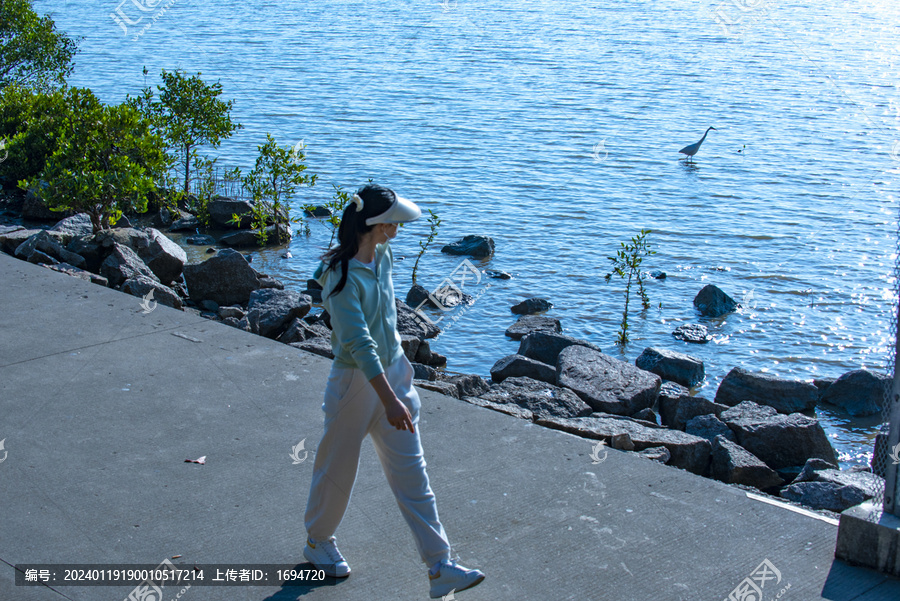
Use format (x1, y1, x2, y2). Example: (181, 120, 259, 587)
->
(49, 213, 93, 243)
(537, 415, 711, 475)
(396, 298, 441, 339)
(791, 459, 883, 502)
(94, 227, 186, 285)
(780, 481, 868, 513)
(462, 395, 534, 420)
(0, 228, 41, 255)
(291, 338, 334, 359)
(720, 401, 837, 470)
(710, 435, 783, 490)
(246, 289, 313, 338)
(44, 262, 108, 286)
(183, 249, 261, 306)
(444, 374, 492, 398)
(715, 367, 818, 414)
(819, 369, 888, 417)
(685, 414, 736, 443)
(635, 347, 705, 388)
(207, 197, 255, 229)
(511, 297, 552, 315)
(121, 275, 183, 310)
(100, 243, 158, 287)
(277, 318, 330, 344)
(518, 331, 601, 366)
(441, 235, 494, 259)
(65, 235, 106, 273)
(505, 315, 562, 340)
(693, 284, 738, 317)
(14, 230, 86, 268)
(473, 376, 592, 419)
(556, 346, 660, 416)
(658, 394, 728, 431)
(490, 354, 556, 384)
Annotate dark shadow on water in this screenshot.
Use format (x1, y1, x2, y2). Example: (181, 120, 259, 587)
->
(821, 558, 900, 600)
(259, 562, 345, 600)
(680, 159, 701, 175)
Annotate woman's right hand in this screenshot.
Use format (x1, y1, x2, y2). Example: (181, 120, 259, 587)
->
(383, 396, 415, 433)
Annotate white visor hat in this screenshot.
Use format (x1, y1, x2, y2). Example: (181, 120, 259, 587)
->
(365, 194, 422, 225)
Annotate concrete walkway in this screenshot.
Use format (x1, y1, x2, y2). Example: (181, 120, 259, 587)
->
(1, 250, 898, 601)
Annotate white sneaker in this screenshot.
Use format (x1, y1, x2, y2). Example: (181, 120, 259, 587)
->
(429, 560, 484, 598)
(303, 536, 351, 578)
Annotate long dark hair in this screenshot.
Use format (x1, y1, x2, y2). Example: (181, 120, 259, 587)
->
(321, 184, 396, 298)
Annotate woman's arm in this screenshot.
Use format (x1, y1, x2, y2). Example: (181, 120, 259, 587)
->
(369, 372, 415, 433)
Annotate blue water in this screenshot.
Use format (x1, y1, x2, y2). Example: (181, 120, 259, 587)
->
(38, 0, 900, 466)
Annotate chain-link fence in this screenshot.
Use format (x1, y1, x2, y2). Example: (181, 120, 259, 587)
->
(871, 205, 900, 517)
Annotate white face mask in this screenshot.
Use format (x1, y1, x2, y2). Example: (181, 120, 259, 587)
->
(382, 224, 399, 240)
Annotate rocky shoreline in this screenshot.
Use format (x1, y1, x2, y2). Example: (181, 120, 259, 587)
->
(0, 193, 889, 518)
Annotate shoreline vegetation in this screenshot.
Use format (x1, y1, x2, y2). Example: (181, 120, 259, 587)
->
(0, 0, 889, 519)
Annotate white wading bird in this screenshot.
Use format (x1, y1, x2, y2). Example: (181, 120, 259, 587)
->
(679, 126, 716, 163)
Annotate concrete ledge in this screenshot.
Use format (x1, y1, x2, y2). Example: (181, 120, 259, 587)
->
(836, 501, 900, 577)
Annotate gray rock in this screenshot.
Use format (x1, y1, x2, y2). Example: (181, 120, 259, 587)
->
(635, 347, 705, 388)
(659, 381, 689, 403)
(186, 234, 216, 245)
(414, 339, 447, 367)
(711, 435, 783, 490)
(485, 269, 512, 279)
(27, 249, 56, 265)
(199, 300, 219, 313)
(636, 446, 670, 463)
(793, 458, 842, 483)
(412, 362, 438, 381)
(632, 408, 658, 424)
(715, 367, 818, 413)
(0, 225, 24, 235)
(658, 394, 728, 431)
(511, 297, 552, 315)
(813, 377, 835, 395)
(290, 337, 334, 359)
(556, 346, 660, 416)
(22, 192, 72, 220)
(476, 376, 592, 419)
(414, 379, 460, 399)
(142, 228, 187, 285)
(246, 288, 312, 338)
(780, 481, 868, 513)
(445, 374, 491, 398)
(672, 323, 712, 343)
(462, 396, 534, 420)
(441, 235, 494, 259)
(49, 213, 93, 243)
(277, 318, 330, 344)
(183, 249, 261, 306)
(218, 305, 246, 320)
(100, 243, 158, 287)
(15, 230, 86, 268)
(400, 335, 421, 363)
(792, 461, 882, 504)
(304, 205, 332, 217)
(121, 275, 183, 310)
(819, 369, 888, 417)
(396, 298, 441, 339)
(518, 331, 601, 366)
(720, 401, 837, 470)
(0, 228, 41, 254)
(170, 216, 201, 232)
(536, 415, 711, 475)
(685, 414, 736, 443)
(44, 262, 108, 286)
(207, 197, 255, 229)
(220, 226, 285, 248)
(490, 354, 556, 385)
(257, 275, 285, 290)
(505, 315, 562, 340)
(693, 284, 738, 317)
(65, 235, 105, 273)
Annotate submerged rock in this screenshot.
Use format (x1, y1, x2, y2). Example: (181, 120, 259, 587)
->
(818, 369, 888, 417)
(693, 284, 738, 317)
(505, 315, 562, 340)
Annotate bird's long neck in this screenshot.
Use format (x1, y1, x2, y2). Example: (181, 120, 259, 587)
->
(700, 127, 713, 143)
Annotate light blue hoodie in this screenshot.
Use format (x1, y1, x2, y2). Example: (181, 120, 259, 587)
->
(312, 242, 404, 380)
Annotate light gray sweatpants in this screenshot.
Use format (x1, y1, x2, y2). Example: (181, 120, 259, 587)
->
(304, 353, 452, 567)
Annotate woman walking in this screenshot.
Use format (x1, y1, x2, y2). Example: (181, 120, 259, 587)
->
(303, 183, 485, 598)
